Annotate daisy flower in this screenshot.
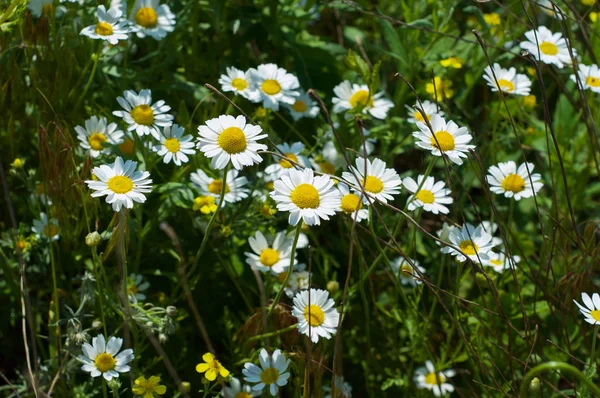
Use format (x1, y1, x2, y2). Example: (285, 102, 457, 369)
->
(441, 223, 496, 263)
(520, 26, 574, 69)
(270, 168, 341, 226)
(152, 124, 195, 166)
(405, 100, 445, 124)
(570, 64, 600, 93)
(127, 273, 149, 302)
(85, 157, 153, 212)
(196, 352, 229, 381)
(483, 64, 532, 96)
(265, 142, 309, 180)
(28, 0, 62, 18)
(479, 221, 503, 247)
(248, 63, 300, 111)
(284, 264, 311, 298)
(413, 114, 475, 165)
(539, 0, 565, 20)
(32, 212, 60, 242)
(403, 175, 453, 215)
(436, 222, 456, 245)
(243, 348, 291, 397)
(76, 116, 124, 158)
(190, 169, 249, 204)
(285, 90, 320, 120)
(245, 231, 297, 274)
(292, 288, 340, 343)
(129, 0, 175, 40)
(132, 375, 167, 397)
(197, 115, 268, 170)
(222, 377, 259, 398)
(486, 161, 543, 200)
(113, 89, 174, 140)
(341, 157, 402, 204)
(414, 361, 456, 397)
(574, 292, 600, 325)
(80, 5, 131, 45)
(78, 334, 134, 381)
(391, 257, 426, 287)
(337, 183, 369, 222)
(483, 252, 520, 274)
(218, 66, 258, 100)
(323, 376, 353, 398)
(310, 141, 345, 176)
(332, 81, 393, 119)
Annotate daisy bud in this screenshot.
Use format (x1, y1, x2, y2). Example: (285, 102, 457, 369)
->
(159, 333, 167, 344)
(181, 382, 191, 393)
(107, 378, 121, 392)
(85, 231, 101, 247)
(530, 377, 540, 392)
(92, 320, 103, 329)
(166, 306, 177, 317)
(327, 281, 339, 293)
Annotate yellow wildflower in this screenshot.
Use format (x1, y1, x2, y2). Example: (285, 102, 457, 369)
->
(591, 12, 598, 23)
(426, 77, 454, 100)
(582, 0, 596, 5)
(196, 352, 229, 381)
(523, 95, 536, 109)
(439, 57, 463, 69)
(132, 375, 167, 398)
(11, 158, 24, 169)
(193, 196, 218, 214)
(483, 13, 501, 26)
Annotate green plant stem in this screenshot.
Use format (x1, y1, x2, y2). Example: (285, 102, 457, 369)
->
(246, 323, 298, 342)
(519, 361, 600, 397)
(75, 46, 102, 109)
(92, 247, 108, 337)
(272, 111, 310, 147)
(590, 325, 599, 368)
(49, 243, 60, 356)
(268, 223, 302, 317)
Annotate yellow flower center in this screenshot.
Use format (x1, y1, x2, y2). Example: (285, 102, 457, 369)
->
(459, 240, 478, 256)
(262, 79, 281, 95)
(319, 161, 336, 175)
(259, 248, 280, 267)
(523, 95, 536, 108)
(128, 283, 139, 294)
(415, 189, 435, 204)
(414, 111, 428, 122)
(303, 304, 325, 326)
(591, 310, 600, 321)
(231, 78, 248, 91)
(164, 138, 180, 153)
(490, 259, 503, 267)
(88, 133, 107, 151)
(260, 367, 280, 384)
(349, 90, 373, 109)
(290, 183, 320, 209)
(41, 3, 53, 17)
(279, 153, 298, 169)
(340, 193, 362, 213)
(430, 131, 455, 151)
(131, 104, 154, 126)
(292, 100, 308, 113)
(425, 372, 446, 385)
(362, 176, 384, 194)
(44, 224, 59, 238)
(119, 139, 134, 154)
(400, 264, 413, 277)
(217, 127, 247, 154)
(95, 21, 114, 36)
(94, 353, 116, 373)
(135, 7, 158, 28)
(539, 41, 558, 55)
(107, 175, 134, 194)
(207, 180, 230, 195)
(193, 196, 217, 214)
(497, 79, 515, 92)
(265, 181, 275, 191)
(501, 174, 525, 193)
(586, 76, 600, 87)
(235, 393, 252, 398)
(16, 240, 28, 250)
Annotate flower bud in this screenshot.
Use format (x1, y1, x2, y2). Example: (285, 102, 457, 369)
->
(166, 306, 177, 317)
(85, 231, 101, 247)
(92, 320, 102, 329)
(180, 382, 191, 393)
(159, 333, 167, 344)
(530, 377, 540, 392)
(327, 280, 339, 293)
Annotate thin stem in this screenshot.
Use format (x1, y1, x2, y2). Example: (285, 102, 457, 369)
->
(268, 223, 302, 317)
(75, 46, 102, 109)
(49, 243, 61, 356)
(246, 323, 298, 342)
(590, 325, 599, 368)
(519, 361, 600, 397)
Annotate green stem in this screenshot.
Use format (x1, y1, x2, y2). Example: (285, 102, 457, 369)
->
(92, 247, 108, 337)
(268, 223, 302, 317)
(49, 243, 60, 356)
(519, 362, 600, 397)
(590, 325, 599, 368)
(272, 111, 310, 147)
(75, 46, 102, 109)
(246, 323, 298, 342)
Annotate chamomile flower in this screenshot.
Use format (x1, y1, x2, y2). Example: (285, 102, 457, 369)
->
(28, 0, 63, 18)
(113, 89, 174, 140)
(292, 288, 340, 343)
(337, 183, 369, 222)
(190, 169, 249, 204)
(248, 64, 300, 111)
(483, 64, 532, 96)
(310, 141, 345, 176)
(152, 124, 195, 166)
(222, 378, 259, 398)
(286, 90, 320, 120)
(520, 26, 574, 69)
(483, 252, 520, 274)
(414, 361, 456, 397)
(332, 81, 393, 120)
(341, 157, 402, 204)
(479, 221, 503, 247)
(85, 157, 153, 212)
(218, 66, 258, 100)
(403, 175, 453, 215)
(284, 265, 311, 298)
(196, 352, 229, 381)
(574, 293, 600, 325)
(323, 376, 353, 398)
(441, 223, 496, 263)
(243, 349, 291, 397)
(132, 375, 167, 397)
(32, 212, 60, 242)
(264, 142, 309, 180)
(245, 231, 297, 274)
(78, 334, 134, 381)
(570, 64, 600, 93)
(76, 116, 124, 158)
(405, 100, 445, 124)
(539, 0, 565, 20)
(486, 161, 543, 200)
(270, 168, 341, 226)
(129, 0, 175, 40)
(391, 257, 426, 286)
(80, 5, 131, 45)
(127, 273, 149, 302)
(197, 115, 268, 170)
(436, 222, 456, 246)
(413, 114, 475, 165)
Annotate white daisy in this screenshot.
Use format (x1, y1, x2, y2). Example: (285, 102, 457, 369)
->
(242, 348, 291, 397)
(222, 377, 260, 398)
(441, 223, 497, 263)
(244, 230, 297, 275)
(413, 114, 475, 166)
(390, 257, 426, 287)
(112, 89, 174, 140)
(80, 5, 131, 45)
(323, 376, 353, 398)
(436, 222, 456, 246)
(341, 157, 402, 204)
(405, 100, 445, 124)
(337, 183, 369, 222)
(270, 168, 341, 226)
(332, 81, 394, 120)
(486, 161, 543, 200)
(570, 63, 600, 93)
(31, 212, 60, 242)
(310, 141, 345, 176)
(414, 361, 456, 397)
(403, 175, 453, 215)
(574, 293, 600, 325)
(292, 288, 340, 343)
(520, 26, 575, 69)
(248, 63, 300, 111)
(479, 221, 503, 248)
(284, 264, 311, 298)
(218, 66, 258, 100)
(129, 0, 175, 40)
(483, 63, 532, 96)
(264, 142, 309, 180)
(28, 0, 63, 18)
(127, 273, 149, 302)
(539, 0, 565, 20)
(78, 334, 134, 381)
(197, 115, 268, 170)
(85, 157, 153, 212)
(190, 168, 249, 204)
(75, 116, 124, 158)
(483, 252, 520, 274)
(152, 124, 195, 166)
(285, 90, 320, 120)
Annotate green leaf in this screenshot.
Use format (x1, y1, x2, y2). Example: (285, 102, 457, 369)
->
(379, 19, 408, 68)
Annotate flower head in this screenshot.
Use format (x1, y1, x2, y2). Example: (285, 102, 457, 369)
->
(441, 223, 497, 263)
(132, 375, 166, 397)
(439, 57, 463, 69)
(426, 77, 454, 100)
(286, 90, 320, 120)
(336, 183, 369, 222)
(391, 257, 426, 286)
(520, 26, 574, 69)
(76, 116, 124, 158)
(414, 361, 456, 397)
(80, 5, 131, 45)
(219, 66, 258, 100)
(191, 169, 249, 203)
(193, 196, 218, 214)
(152, 124, 196, 166)
(570, 64, 600, 93)
(242, 348, 291, 396)
(222, 377, 259, 398)
(483, 252, 520, 274)
(127, 273, 149, 302)
(341, 157, 402, 204)
(196, 352, 230, 381)
(483, 63, 532, 96)
(130, 0, 175, 40)
(245, 231, 297, 274)
(78, 334, 134, 381)
(486, 161, 543, 200)
(574, 293, 600, 325)
(405, 100, 445, 125)
(413, 114, 474, 165)
(403, 175, 453, 214)
(32, 212, 60, 242)
(332, 81, 393, 119)
(292, 288, 340, 343)
(248, 64, 300, 111)
(264, 142, 309, 180)
(323, 376, 353, 398)
(113, 89, 174, 140)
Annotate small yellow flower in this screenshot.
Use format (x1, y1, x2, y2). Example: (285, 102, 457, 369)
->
(591, 12, 598, 23)
(483, 13, 501, 26)
(261, 204, 277, 218)
(15, 237, 30, 253)
(439, 57, 463, 69)
(582, 0, 596, 6)
(255, 107, 268, 118)
(523, 95, 536, 109)
(119, 138, 135, 155)
(426, 77, 454, 100)
(193, 196, 218, 214)
(132, 375, 167, 398)
(526, 67, 536, 77)
(11, 158, 24, 169)
(196, 352, 229, 381)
